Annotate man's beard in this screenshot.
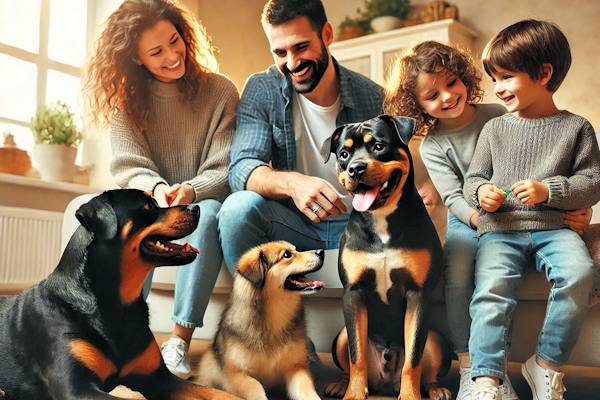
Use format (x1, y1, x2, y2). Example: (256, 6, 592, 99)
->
(284, 42, 330, 94)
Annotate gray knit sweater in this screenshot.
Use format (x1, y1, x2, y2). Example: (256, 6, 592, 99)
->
(464, 111, 600, 233)
(110, 73, 239, 202)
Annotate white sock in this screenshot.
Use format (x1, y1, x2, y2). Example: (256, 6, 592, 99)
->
(475, 376, 500, 388)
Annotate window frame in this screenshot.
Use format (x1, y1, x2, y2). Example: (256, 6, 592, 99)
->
(0, 0, 95, 141)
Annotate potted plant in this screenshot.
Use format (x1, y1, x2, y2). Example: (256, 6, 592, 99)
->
(30, 101, 81, 182)
(360, 0, 412, 33)
(337, 16, 370, 41)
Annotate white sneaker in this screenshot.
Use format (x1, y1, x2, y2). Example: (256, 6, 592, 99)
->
(500, 373, 519, 400)
(472, 379, 502, 400)
(521, 355, 566, 400)
(457, 367, 474, 400)
(160, 336, 192, 380)
(459, 367, 516, 400)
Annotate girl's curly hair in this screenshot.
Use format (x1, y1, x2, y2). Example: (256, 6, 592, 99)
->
(84, 0, 218, 131)
(383, 40, 484, 136)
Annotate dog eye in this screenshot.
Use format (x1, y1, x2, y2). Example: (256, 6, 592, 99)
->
(373, 143, 386, 152)
(339, 150, 349, 160)
(283, 250, 293, 259)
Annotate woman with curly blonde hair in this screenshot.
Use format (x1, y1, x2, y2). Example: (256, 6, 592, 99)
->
(84, 0, 239, 380)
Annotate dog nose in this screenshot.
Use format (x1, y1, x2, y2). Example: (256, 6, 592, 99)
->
(315, 249, 324, 259)
(186, 204, 200, 217)
(348, 161, 367, 177)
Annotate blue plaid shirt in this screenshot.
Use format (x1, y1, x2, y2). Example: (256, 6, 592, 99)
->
(229, 60, 383, 191)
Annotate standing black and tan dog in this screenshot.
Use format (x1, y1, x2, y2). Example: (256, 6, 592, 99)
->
(197, 241, 325, 400)
(0, 189, 239, 400)
(324, 115, 452, 400)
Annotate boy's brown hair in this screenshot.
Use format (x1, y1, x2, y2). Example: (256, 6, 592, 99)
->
(384, 40, 483, 136)
(482, 19, 571, 92)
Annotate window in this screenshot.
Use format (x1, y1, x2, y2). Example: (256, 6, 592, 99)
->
(0, 0, 92, 152)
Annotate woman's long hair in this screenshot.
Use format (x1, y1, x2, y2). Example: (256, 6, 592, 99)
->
(84, 0, 218, 131)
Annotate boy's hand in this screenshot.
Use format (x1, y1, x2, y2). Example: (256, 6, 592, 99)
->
(511, 179, 549, 205)
(477, 184, 506, 213)
(564, 208, 593, 235)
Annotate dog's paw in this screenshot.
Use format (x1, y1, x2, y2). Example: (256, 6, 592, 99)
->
(341, 387, 368, 400)
(428, 386, 452, 400)
(324, 380, 348, 398)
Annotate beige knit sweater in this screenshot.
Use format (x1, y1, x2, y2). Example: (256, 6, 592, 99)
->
(110, 73, 239, 202)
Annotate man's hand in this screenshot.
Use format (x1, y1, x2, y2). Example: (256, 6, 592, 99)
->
(289, 174, 347, 223)
(510, 179, 549, 205)
(564, 208, 593, 235)
(477, 184, 506, 213)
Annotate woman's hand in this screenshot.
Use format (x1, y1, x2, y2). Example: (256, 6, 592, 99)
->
(152, 183, 196, 207)
(564, 208, 593, 235)
(153, 183, 171, 207)
(165, 183, 196, 206)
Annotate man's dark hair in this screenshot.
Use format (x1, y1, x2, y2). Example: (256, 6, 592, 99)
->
(482, 19, 571, 92)
(261, 0, 328, 34)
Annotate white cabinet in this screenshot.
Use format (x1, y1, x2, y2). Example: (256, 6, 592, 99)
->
(330, 19, 477, 85)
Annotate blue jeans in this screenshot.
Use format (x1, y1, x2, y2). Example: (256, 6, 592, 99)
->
(444, 213, 478, 354)
(217, 191, 348, 273)
(469, 229, 594, 380)
(144, 199, 223, 328)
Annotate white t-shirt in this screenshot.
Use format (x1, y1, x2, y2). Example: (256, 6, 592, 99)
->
(292, 92, 351, 212)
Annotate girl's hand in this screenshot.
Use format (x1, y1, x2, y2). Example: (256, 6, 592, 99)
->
(165, 183, 196, 206)
(477, 184, 506, 213)
(564, 208, 593, 235)
(469, 210, 479, 229)
(511, 179, 549, 205)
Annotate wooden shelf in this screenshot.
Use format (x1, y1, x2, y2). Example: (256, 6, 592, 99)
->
(0, 172, 105, 212)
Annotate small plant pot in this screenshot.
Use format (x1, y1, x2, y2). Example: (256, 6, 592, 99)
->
(370, 16, 403, 33)
(337, 26, 365, 41)
(33, 143, 78, 182)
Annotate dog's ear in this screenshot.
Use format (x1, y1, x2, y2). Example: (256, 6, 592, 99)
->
(75, 192, 118, 240)
(323, 124, 347, 163)
(236, 247, 268, 287)
(379, 114, 416, 146)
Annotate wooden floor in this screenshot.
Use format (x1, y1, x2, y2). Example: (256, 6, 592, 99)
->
(111, 335, 600, 399)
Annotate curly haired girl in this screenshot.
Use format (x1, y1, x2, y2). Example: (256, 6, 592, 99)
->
(383, 40, 591, 400)
(84, 0, 239, 380)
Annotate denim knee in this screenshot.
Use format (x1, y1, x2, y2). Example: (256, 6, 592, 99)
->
(218, 191, 270, 272)
(218, 191, 265, 226)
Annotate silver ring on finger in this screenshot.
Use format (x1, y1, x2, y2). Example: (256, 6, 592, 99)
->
(311, 204, 321, 214)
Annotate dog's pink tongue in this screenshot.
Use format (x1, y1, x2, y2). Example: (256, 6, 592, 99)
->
(352, 186, 380, 212)
(297, 277, 326, 288)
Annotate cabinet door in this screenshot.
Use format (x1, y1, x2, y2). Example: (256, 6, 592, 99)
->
(335, 54, 372, 80)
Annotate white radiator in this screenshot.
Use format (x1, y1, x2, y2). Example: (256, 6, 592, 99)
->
(0, 206, 63, 291)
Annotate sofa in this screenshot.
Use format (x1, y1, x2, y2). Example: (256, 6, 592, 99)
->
(61, 195, 600, 368)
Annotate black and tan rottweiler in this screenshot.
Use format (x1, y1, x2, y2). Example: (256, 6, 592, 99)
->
(324, 115, 452, 400)
(0, 189, 239, 400)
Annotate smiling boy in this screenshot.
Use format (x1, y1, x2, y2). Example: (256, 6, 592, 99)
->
(463, 20, 600, 400)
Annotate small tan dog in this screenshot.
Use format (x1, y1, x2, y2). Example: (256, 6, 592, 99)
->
(197, 241, 325, 400)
